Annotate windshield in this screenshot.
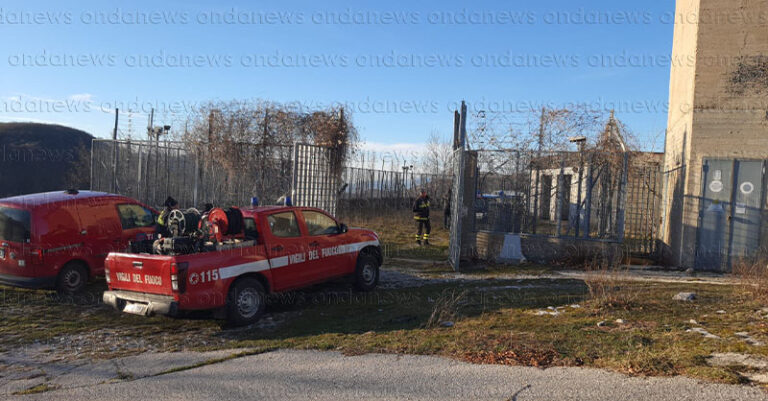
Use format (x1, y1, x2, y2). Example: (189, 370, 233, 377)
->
(0, 206, 31, 243)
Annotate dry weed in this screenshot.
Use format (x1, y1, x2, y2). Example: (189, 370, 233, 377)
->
(583, 260, 639, 309)
(424, 289, 468, 328)
(733, 257, 768, 304)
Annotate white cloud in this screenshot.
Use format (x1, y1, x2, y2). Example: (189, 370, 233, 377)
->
(68, 93, 94, 103)
(0, 115, 71, 125)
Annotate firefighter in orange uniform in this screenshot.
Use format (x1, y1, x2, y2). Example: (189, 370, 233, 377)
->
(412, 189, 431, 245)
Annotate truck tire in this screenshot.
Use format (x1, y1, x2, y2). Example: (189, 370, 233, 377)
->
(56, 262, 88, 295)
(354, 254, 379, 291)
(226, 278, 266, 326)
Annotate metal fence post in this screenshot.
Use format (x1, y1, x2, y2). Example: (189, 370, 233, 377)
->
(111, 109, 119, 193)
(583, 156, 594, 239)
(555, 153, 566, 237)
(532, 166, 540, 234)
(89, 139, 95, 191)
(616, 152, 629, 242)
(575, 150, 584, 238)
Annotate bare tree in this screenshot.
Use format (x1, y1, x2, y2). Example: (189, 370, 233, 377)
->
(421, 130, 453, 175)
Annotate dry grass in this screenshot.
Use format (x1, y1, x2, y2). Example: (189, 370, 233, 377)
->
(733, 258, 768, 304)
(340, 210, 450, 260)
(3, 272, 767, 386)
(424, 289, 468, 329)
(583, 262, 640, 309)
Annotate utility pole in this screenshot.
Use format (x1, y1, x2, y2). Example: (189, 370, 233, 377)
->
(111, 108, 119, 193)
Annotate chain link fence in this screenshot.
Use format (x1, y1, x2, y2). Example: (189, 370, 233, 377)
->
(91, 139, 293, 209)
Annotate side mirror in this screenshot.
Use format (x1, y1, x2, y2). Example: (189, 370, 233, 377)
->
(339, 223, 348, 234)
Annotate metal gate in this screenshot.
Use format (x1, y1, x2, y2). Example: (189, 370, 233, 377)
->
(696, 159, 765, 271)
(291, 143, 342, 215)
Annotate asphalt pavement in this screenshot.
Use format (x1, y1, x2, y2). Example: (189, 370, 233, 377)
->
(7, 349, 767, 401)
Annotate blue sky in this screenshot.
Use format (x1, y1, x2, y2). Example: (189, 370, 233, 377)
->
(0, 0, 675, 152)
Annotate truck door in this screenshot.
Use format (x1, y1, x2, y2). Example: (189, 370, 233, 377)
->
(300, 210, 350, 277)
(263, 211, 311, 291)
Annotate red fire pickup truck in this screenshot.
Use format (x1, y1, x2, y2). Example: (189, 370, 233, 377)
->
(103, 206, 382, 325)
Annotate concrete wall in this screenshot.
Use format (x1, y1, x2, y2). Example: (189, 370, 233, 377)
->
(662, 0, 768, 268)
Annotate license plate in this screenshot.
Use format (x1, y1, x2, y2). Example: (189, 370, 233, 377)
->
(123, 303, 149, 316)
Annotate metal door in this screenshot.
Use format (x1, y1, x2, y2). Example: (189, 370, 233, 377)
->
(696, 160, 732, 271)
(696, 159, 765, 271)
(291, 143, 341, 215)
(728, 160, 764, 265)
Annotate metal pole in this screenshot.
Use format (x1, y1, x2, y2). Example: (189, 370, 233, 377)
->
(291, 143, 299, 205)
(575, 143, 584, 238)
(137, 143, 143, 201)
(532, 108, 546, 235)
(555, 153, 566, 237)
(146, 108, 154, 204)
(453, 110, 460, 151)
(583, 155, 594, 239)
(111, 108, 119, 193)
(193, 148, 199, 207)
(89, 139, 95, 191)
(532, 167, 540, 234)
(164, 140, 170, 201)
(616, 152, 629, 242)
(514, 151, 520, 233)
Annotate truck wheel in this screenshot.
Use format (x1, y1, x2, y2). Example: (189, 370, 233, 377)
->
(354, 254, 379, 291)
(226, 278, 266, 326)
(56, 262, 88, 295)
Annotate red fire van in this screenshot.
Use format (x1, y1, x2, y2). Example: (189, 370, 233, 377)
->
(0, 190, 157, 293)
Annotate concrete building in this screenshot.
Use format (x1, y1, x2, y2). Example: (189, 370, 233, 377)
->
(661, 0, 768, 270)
